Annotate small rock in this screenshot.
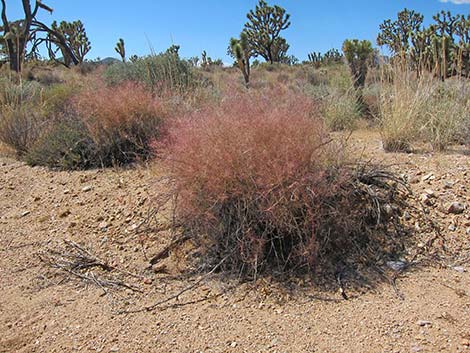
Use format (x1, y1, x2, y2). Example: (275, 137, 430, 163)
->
(403, 211, 412, 221)
(98, 221, 109, 230)
(411, 346, 423, 353)
(420, 194, 432, 206)
(63, 189, 71, 195)
(462, 339, 470, 347)
(424, 189, 435, 198)
(416, 320, 432, 327)
(447, 202, 465, 214)
(143, 278, 153, 285)
(109, 347, 119, 352)
(421, 173, 434, 182)
(152, 264, 168, 274)
(81, 185, 93, 192)
(386, 261, 407, 272)
(448, 224, 456, 231)
(21, 211, 30, 217)
(230, 342, 237, 348)
(453, 266, 466, 273)
(59, 209, 71, 218)
(443, 181, 454, 189)
(383, 204, 393, 216)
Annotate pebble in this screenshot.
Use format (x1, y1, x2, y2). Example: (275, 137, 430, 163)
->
(21, 211, 30, 217)
(416, 320, 432, 327)
(453, 266, 466, 273)
(447, 202, 465, 214)
(82, 186, 93, 192)
(424, 189, 435, 197)
(421, 173, 434, 182)
(59, 209, 71, 218)
(403, 211, 411, 221)
(386, 261, 407, 272)
(448, 224, 456, 231)
(443, 181, 454, 189)
(420, 194, 432, 206)
(98, 221, 109, 230)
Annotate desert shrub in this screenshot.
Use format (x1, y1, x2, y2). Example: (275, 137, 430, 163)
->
(104, 52, 198, 93)
(326, 64, 353, 91)
(362, 83, 381, 119)
(379, 70, 429, 152)
(302, 67, 329, 86)
(0, 106, 44, 155)
(42, 83, 80, 116)
(26, 118, 96, 170)
(0, 78, 46, 155)
(159, 88, 410, 279)
(33, 69, 63, 86)
(276, 72, 290, 84)
(323, 87, 361, 131)
(379, 69, 469, 152)
(73, 81, 166, 166)
(420, 80, 469, 151)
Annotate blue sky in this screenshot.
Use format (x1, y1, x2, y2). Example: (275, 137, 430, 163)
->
(4, 0, 470, 62)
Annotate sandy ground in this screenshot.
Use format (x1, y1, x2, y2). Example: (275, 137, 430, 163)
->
(0, 131, 469, 353)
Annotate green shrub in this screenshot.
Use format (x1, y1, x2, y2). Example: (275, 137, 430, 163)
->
(323, 88, 361, 131)
(42, 83, 79, 116)
(0, 106, 44, 155)
(26, 118, 96, 170)
(103, 51, 199, 93)
(420, 80, 469, 151)
(0, 78, 46, 155)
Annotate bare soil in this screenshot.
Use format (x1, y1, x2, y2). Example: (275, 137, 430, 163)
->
(1, 131, 469, 353)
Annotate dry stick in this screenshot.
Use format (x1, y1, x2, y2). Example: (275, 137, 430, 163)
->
(148, 235, 191, 265)
(38, 240, 144, 293)
(119, 254, 230, 314)
(64, 240, 145, 280)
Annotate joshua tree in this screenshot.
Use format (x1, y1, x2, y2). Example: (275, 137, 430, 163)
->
(44, 20, 90, 66)
(342, 39, 374, 89)
(244, 0, 291, 64)
(230, 32, 251, 86)
(343, 39, 374, 114)
(1, 0, 81, 72)
(377, 8, 424, 59)
(115, 38, 125, 62)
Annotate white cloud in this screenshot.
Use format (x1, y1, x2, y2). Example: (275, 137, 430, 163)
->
(439, 0, 470, 4)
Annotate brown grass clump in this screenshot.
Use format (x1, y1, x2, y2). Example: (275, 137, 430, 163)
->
(158, 88, 411, 279)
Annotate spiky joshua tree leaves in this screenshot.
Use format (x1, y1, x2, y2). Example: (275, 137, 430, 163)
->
(378, 8, 470, 79)
(244, 0, 291, 64)
(1, 0, 89, 72)
(115, 38, 125, 62)
(343, 39, 374, 89)
(47, 20, 91, 66)
(230, 32, 251, 86)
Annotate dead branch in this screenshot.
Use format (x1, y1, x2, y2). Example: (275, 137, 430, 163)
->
(38, 240, 143, 293)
